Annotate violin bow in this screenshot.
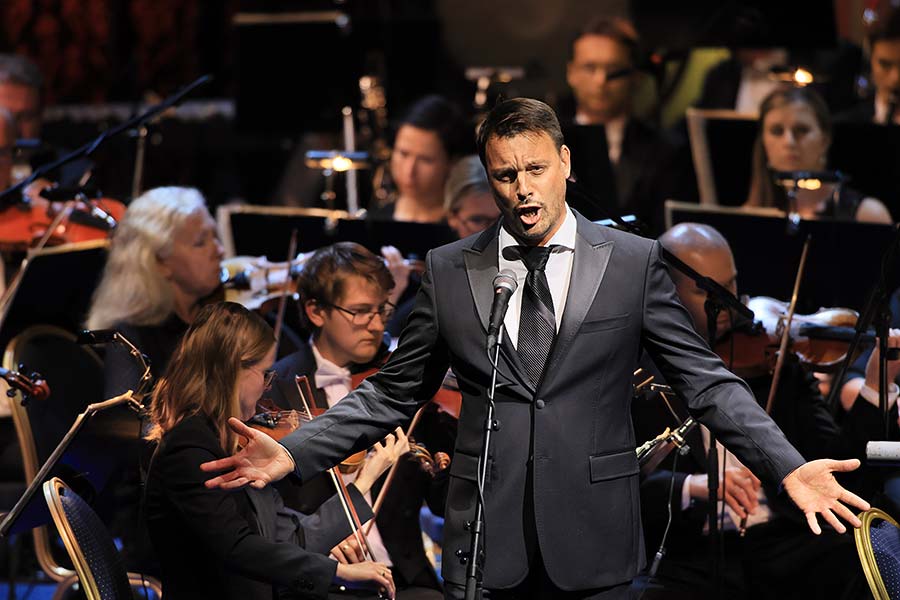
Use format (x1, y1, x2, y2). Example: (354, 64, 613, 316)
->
(765, 235, 811, 414)
(293, 375, 378, 563)
(272, 229, 298, 349)
(364, 404, 428, 534)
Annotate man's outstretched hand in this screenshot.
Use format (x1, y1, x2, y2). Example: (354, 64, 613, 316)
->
(782, 458, 870, 535)
(201, 417, 296, 490)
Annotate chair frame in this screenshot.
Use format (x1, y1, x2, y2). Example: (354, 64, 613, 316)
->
(44, 477, 162, 600)
(854, 507, 900, 600)
(4, 325, 101, 581)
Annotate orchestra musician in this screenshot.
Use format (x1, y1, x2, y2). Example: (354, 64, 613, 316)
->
(202, 98, 870, 600)
(744, 86, 893, 223)
(367, 95, 469, 224)
(634, 222, 893, 599)
(86, 186, 225, 399)
(444, 155, 501, 240)
(836, 9, 900, 126)
(266, 242, 452, 600)
(144, 301, 398, 599)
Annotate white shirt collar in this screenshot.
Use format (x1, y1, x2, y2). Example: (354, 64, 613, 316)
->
(310, 340, 351, 380)
(499, 205, 577, 253)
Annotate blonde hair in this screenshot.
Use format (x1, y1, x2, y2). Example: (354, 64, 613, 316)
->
(147, 302, 274, 452)
(86, 187, 210, 330)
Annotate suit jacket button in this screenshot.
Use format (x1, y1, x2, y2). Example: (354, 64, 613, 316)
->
(535, 399, 545, 409)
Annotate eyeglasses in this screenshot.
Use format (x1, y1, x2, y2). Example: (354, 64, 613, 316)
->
(249, 365, 277, 389)
(324, 301, 396, 326)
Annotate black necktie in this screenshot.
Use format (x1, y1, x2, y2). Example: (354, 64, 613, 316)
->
(513, 245, 557, 385)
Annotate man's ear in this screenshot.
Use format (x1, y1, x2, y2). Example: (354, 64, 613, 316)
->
(305, 300, 326, 329)
(559, 144, 572, 178)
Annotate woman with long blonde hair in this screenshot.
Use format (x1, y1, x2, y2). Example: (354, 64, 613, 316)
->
(86, 186, 225, 398)
(144, 301, 396, 599)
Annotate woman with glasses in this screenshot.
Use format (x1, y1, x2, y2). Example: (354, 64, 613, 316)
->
(267, 242, 453, 600)
(87, 186, 227, 399)
(144, 301, 398, 599)
(444, 155, 500, 240)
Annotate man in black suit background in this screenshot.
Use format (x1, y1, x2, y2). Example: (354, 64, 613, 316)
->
(837, 9, 900, 125)
(559, 17, 693, 234)
(204, 98, 870, 600)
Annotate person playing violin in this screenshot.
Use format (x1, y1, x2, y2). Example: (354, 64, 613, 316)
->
(87, 186, 225, 399)
(632, 222, 894, 599)
(266, 242, 453, 600)
(144, 301, 397, 599)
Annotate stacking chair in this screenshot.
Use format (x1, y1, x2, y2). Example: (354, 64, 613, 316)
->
(5, 325, 105, 581)
(43, 477, 161, 599)
(854, 507, 900, 600)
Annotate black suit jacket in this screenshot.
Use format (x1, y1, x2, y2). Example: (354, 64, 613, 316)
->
(278, 208, 805, 590)
(266, 343, 450, 590)
(145, 414, 372, 600)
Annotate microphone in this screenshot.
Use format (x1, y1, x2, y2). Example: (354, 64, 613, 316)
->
(486, 269, 518, 353)
(866, 441, 900, 466)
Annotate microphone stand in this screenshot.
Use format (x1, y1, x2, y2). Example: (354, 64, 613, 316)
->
(825, 223, 900, 437)
(0, 74, 212, 208)
(703, 298, 725, 599)
(463, 330, 504, 600)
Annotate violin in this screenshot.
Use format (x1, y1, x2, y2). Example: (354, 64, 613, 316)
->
(0, 188, 126, 252)
(246, 396, 368, 474)
(221, 254, 309, 312)
(0, 365, 50, 404)
(714, 296, 872, 378)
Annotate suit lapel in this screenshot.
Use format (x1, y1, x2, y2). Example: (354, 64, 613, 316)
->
(540, 214, 614, 392)
(463, 223, 536, 396)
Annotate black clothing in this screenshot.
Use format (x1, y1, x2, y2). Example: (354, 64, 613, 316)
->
(633, 359, 876, 598)
(267, 342, 454, 593)
(279, 210, 806, 592)
(562, 120, 695, 236)
(145, 413, 372, 600)
(834, 100, 876, 125)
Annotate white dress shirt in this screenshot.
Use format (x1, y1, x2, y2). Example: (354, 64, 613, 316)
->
(498, 207, 577, 349)
(311, 342, 393, 565)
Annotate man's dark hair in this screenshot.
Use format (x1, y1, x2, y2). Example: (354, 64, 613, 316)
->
(296, 242, 394, 333)
(567, 16, 640, 65)
(396, 94, 470, 159)
(475, 98, 565, 166)
(868, 8, 900, 47)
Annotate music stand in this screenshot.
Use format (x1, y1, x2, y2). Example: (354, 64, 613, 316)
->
(664, 201, 897, 313)
(0, 391, 142, 537)
(561, 123, 619, 220)
(335, 219, 457, 259)
(218, 203, 458, 261)
(216, 204, 349, 259)
(0, 239, 108, 352)
(685, 109, 757, 207)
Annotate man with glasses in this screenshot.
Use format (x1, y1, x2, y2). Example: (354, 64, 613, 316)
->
(266, 241, 452, 600)
(561, 16, 692, 235)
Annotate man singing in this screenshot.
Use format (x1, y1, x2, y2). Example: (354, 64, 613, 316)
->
(203, 98, 869, 600)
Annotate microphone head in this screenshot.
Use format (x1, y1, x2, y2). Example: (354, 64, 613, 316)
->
(493, 269, 518, 293)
